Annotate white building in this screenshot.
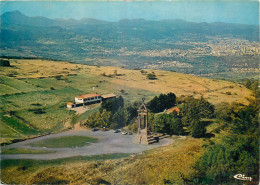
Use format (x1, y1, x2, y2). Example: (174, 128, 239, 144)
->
(75, 93, 102, 106)
(67, 102, 75, 108)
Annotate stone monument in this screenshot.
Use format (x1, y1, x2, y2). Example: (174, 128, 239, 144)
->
(133, 98, 157, 144)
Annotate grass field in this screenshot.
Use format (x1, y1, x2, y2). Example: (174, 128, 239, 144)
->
(0, 137, 202, 184)
(0, 59, 253, 144)
(0, 148, 55, 154)
(30, 136, 98, 148)
(0, 153, 131, 184)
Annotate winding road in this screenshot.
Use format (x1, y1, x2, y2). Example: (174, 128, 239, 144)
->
(0, 129, 174, 160)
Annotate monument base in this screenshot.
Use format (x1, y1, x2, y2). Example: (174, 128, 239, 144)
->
(133, 129, 158, 145)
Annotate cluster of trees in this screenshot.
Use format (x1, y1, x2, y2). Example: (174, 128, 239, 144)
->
(84, 96, 140, 129)
(244, 78, 259, 99)
(193, 101, 259, 184)
(180, 97, 214, 138)
(191, 80, 260, 184)
(149, 96, 214, 138)
(147, 93, 176, 113)
(149, 112, 184, 136)
(83, 109, 112, 128)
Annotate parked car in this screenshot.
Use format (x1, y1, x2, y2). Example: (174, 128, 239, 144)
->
(92, 128, 99, 132)
(127, 132, 133, 135)
(121, 131, 127, 135)
(114, 129, 120, 133)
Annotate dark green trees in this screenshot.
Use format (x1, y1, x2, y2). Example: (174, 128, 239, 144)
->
(85, 96, 140, 129)
(147, 93, 176, 113)
(150, 112, 184, 136)
(190, 120, 206, 138)
(84, 109, 112, 128)
(193, 101, 259, 184)
(0, 59, 10, 66)
(181, 97, 215, 123)
(180, 97, 214, 138)
(100, 96, 124, 113)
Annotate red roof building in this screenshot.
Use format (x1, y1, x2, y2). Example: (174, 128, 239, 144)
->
(167, 107, 180, 114)
(75, 93, 102, 104)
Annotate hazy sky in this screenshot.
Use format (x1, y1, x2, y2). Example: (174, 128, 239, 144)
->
(1, 1, 259, 25)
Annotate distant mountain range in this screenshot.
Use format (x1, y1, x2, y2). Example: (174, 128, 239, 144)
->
(1, 11, 259, 79)
(1, 11, 258, 40)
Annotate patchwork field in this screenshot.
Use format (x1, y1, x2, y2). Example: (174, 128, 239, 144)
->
(0, 59, 253, 144)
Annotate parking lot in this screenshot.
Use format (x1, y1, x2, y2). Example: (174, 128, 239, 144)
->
(1, 129, 174, 160)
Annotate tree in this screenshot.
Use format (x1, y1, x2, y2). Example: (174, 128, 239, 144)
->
(147, 93, 176, 113)
(112, 107, 125, 128)
(101, 96, 124, 113)
(181, 97, 214, 127)
(190, 120, 206, 138)
(84, 110, 112, 128)
(171, 116, 184, 135)
(151, 113, 184, 135)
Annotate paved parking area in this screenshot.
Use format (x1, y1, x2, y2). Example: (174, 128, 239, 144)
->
(1, 130, 174, 160)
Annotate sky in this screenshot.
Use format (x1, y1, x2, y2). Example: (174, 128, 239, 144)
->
(0, 1, 259, 25)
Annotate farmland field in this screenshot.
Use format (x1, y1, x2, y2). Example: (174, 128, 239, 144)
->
(0, 59, 253, 144)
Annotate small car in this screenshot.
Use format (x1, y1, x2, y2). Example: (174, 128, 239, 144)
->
(92, 128, 99, 132)
(114, 129, 120, 133)
(121, 131, 127, 135)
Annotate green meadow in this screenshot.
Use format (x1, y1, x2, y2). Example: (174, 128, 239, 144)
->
(30, 136, 98, 148)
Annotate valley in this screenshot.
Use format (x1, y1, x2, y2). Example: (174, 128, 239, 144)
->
(1, 11, 259, 80)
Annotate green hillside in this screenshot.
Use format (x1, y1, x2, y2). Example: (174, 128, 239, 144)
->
(0, 59, 254, 145)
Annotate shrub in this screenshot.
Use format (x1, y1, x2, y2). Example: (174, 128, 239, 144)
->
(146, 72, 157, 80)
(0, 59, 10, 67)
(226, 91, 232, 95)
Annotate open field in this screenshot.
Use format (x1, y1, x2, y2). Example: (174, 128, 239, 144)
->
(0, 59, 253, 104)
(0, 59, 253, 144)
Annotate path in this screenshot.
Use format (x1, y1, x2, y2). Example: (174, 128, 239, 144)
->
(0, 129, 174, 160)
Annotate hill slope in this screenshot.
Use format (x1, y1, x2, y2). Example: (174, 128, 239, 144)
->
(0, 59, 253, 144)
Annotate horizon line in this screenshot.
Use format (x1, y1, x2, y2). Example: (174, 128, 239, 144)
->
(2, 10, 259, 26)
